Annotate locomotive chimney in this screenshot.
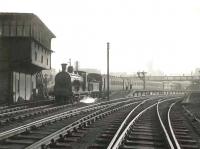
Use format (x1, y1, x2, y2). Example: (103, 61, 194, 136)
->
(61, 63, 67, 72)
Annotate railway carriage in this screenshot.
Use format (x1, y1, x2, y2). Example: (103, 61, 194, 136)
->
(102, 75, 163, 91)
(102, 75, 124, 91)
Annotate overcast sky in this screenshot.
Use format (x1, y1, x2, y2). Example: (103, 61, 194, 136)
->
(1, 0, 200, 75)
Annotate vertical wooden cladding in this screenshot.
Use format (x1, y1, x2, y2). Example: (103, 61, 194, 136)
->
(0, 20, 31, 37)
(0, 37, 10, 103)
(12, 72, 36, 102)
(31, 22, 51, 50)
(0, 72, 10, 104)
(31, 41, 51, 69)
(1, 37, 51, 71)
(0, 13, 55, 103)
(0, 13, 55, 69)
(9, 38, 31, 66)
(0, 13, 55, 50)
(0, 39, 9, 69)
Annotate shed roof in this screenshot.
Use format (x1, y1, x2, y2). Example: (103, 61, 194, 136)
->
(0, 13, 56, 38)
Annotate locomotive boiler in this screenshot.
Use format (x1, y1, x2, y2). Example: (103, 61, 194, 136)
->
(54, 63, 73, 103)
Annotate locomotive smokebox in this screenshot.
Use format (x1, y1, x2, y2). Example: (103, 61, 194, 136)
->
(61, 63, 67, 72)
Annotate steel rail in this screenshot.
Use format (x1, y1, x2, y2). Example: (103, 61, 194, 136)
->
(0, 103, 108, 140)
(107, 98, 152, 149)
(0, 96, 140, 141)
(182, 106, 200, 123)
(168, 102, 181, 149)
(112, 96, 182, 149)
(0, 106, 27, 114)
(112, 103, 157, 149)
(25, 100, 140, 149)
(0, 95, 134, 116)
(0, 104, 52, 117)
(157, 100, 175, 149)
(108, 96, 181, 149)
(0, 106, 8, 110)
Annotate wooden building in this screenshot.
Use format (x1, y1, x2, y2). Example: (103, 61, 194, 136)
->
(0, 13, 55, 104)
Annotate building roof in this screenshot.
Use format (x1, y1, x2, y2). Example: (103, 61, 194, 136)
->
(0, 13, 55, 38)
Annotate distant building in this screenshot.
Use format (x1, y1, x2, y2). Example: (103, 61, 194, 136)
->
(0, 13, 55, 104)
(110, 72, 128, 77)
(79, 68, 101, 74)
(194, 68, 200, 76)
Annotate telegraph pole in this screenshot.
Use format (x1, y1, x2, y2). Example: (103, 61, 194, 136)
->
(107, 42, 110, 100)
(137, 71, 147, 90)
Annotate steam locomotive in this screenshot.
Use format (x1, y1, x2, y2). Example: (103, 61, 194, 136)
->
(54, 64, 102, 103)
(46, 63, 163, 104)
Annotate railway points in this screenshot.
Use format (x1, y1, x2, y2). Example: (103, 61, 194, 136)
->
(0, 12, 200, 149)
(0, 96, 145, 148)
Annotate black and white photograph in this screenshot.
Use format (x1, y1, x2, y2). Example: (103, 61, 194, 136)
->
(0, 0, 200, 148)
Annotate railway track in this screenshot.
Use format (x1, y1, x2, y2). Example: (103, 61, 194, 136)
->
(182, 105, 200, 137)
(0, 96, 133, 132)
(0, 99, 55, 113)
(0, 103, 71, 129)
(109, 97, 178, 149)
(0, 106, 28, 114)
(0, 96, 145, 149)
(0, 91, 140, 126)
(23, 96, 177, 149)
(0, 103, 87, 133)
(0, 95, 149, 132)
(0, 95, 194, 149)
(110, 96, 200, 149)
(168, 102, 200, 149)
